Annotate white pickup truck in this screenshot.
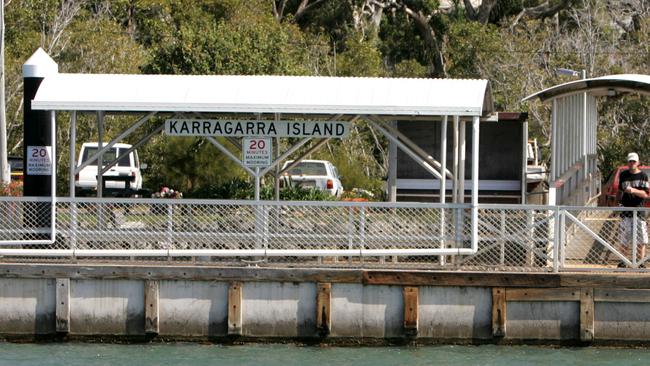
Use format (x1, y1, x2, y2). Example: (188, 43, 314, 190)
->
(281, 159, 343, 197)
(75, 142, 144, 195)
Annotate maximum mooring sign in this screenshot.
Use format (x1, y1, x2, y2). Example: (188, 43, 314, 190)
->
(26, 146, 53, 175)
(243, 137, 272, 167)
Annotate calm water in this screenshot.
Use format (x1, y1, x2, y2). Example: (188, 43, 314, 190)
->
(1, 343, 649, 366)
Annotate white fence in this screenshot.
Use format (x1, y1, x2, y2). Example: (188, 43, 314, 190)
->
(0, 197, 647, 271)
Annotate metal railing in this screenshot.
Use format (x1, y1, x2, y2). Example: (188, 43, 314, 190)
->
(0, 196, 648, 271)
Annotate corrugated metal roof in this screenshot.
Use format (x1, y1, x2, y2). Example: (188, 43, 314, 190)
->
(523, 74, 650, 102)
(31, 73, 493, 117)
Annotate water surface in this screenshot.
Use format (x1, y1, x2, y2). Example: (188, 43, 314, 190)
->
(1, 343, 649, 366)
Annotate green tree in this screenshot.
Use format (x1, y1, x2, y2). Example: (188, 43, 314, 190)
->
(143, 1, 309, 75)
(335, 32, 385, 77)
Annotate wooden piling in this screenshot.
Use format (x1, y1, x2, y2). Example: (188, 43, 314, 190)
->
(491, 287, 506, 337)
(144, 280, 159, 334)
(316, 283, 331, 334)
(55, 278, 70, 333)
(580, 287, 594, 342)
(403, 286, 418, 335)
(228, 281, 243, 335)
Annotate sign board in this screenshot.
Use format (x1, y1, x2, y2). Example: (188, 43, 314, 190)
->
(26, 146, 53, 175)
(165, 119, 350, 138)
(243, 137, 273, 167)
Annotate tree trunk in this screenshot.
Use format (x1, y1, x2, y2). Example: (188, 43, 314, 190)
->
(402, 6, 446, 78)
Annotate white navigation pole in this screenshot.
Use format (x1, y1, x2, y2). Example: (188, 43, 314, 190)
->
(0, 1, 9, 184)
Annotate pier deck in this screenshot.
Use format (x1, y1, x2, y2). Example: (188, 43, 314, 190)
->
(2, 262, 650, 345)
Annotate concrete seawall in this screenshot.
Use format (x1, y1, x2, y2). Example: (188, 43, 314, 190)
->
(2, 263, 650, 345)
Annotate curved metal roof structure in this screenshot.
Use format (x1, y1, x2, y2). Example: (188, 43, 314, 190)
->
(31, 73, 494, 117)
(523, 74, 650, 102)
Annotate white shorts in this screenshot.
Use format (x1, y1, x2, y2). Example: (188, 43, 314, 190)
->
(619, 216, 649, 246)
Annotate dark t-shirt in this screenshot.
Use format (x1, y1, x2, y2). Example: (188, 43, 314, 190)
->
(619, 169, 649, 208)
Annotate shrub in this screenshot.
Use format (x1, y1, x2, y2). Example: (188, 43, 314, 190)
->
(340, 188, 376, 201)
(151, 186, 183, 199)
(189, 178, 254, 199)
(267, 186, 335, 201)
(188, 178, 335, 201)
(0, 180, 23, 197)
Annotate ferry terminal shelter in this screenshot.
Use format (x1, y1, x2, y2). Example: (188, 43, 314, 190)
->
(20, 48, 494, 257)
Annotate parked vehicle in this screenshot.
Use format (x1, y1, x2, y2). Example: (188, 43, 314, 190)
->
(599, 165, 650, 207)
(76, 142, 144, 196)
(281, 159, 343, 197)
(8, 156, 23, 181)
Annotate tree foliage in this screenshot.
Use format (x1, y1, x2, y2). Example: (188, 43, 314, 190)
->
(3, 0, 650, 197)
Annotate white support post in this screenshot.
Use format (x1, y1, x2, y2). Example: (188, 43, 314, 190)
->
(521, 119, 528, 204)
(565, 99, 570, 176)
(558, 210, 566, 270)
(471, 116, 479, 252)
(49, 108, 56, 241)
(440, 116, 448, 204)
(452, 116, 460, 203)
(254, 167, 260, 201)
(558, 99, 564, 179)
(69, 112, 76, 198)
(275, 137, 280, 201)
(360, 207, 366, 256)
(459, 119, 466, 204)
(553, 207, 560, 272)
(633, 210, 638, 267)
(548, 186, 557, 207)
(69, 111, 77, 251)
(254, 168, 262, 251)
(547, 99, 559, 266)
(582, 90, 588, 180)
(549, 99, 558, 206)
(97, 111, 104, 199)
(452, 116, 460, 247)
(0, 0, 8, 185)
(440, 116, 448, 265)
(274, 113, 280, 201)
(388, 121, 398, 203)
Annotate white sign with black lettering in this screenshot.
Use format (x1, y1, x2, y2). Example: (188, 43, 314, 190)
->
(26, 146, 53, 175)
(165, 119, 349, 138)
(243, 137, 273, 167)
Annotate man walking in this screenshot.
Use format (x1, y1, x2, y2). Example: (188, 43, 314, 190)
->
(618, 152, 649, 267)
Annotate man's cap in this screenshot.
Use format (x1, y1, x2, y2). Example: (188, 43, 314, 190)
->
(627, 152, 639, 162)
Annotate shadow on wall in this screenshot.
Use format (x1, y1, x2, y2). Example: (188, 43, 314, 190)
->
(417, 286, 492, 339)
(0, 278, 56, 334)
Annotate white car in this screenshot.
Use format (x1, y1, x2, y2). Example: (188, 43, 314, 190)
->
(76, 142, 144, 195)
(281, 159, 343, 197)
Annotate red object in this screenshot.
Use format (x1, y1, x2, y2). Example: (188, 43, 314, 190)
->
(326, 179, 333, 190)
(599, 165, 650, 207)
(342, 197, 369, 202)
